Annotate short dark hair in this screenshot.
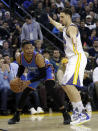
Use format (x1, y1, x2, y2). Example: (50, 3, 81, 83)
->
(60, 8, 72, 17)
(3, 54, 9, 57)
(42, 50, 50, 55)
(21, 40, 32, 48)
(3, 40, 8, 45)
(25, 15, 32, 20)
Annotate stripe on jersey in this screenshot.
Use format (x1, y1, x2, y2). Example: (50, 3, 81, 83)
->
(73, 53, 81, 85)
(72, 41, 79, 55)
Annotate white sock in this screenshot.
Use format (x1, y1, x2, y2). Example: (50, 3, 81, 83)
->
(71, 102, 77, 110)
(86, 102, 92, 112)
(76, 101, 84, 113)
(72, 101, 84, 113)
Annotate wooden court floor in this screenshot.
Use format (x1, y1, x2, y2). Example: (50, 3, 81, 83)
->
(0, 112, 98, 131)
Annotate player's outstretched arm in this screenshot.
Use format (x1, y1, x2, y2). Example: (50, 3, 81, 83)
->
(48, 15, 64, 32)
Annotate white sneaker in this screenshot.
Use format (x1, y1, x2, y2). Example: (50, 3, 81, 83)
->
(70, 111, 90, 125)
(30, 108, 37, 115)
(71, 108, 79, 122)
(37, 107, 44, 114)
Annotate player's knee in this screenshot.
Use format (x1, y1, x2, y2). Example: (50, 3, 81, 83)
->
(62, 85, 68, 90)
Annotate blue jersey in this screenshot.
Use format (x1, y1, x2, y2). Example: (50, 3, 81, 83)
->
(20, 51, 55, 88)
(21, 51, 40, 80)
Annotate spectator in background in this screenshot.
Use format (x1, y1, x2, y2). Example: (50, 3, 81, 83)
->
(35, 2, 43, 20)
(34, 40, 44, 54)
(0, 22, 10, 40)
(0, 19, 3, 26)
(89, 11, 98, 22)
(76, 0, 85, 20)
(71, 6, 80, 22)
(70, 0, 78, 7)
(21, 15, 43, 43)
(12, 24, 21, 50)
(2, 21, 10, 33)
(50, 2, 57, 14)
(96, 20, 98, 37)
(52, 13, 61, 37)
(82, 70, 93, 117)
(93, 58, 98, 100)
(0, 52, 2, 59)
(88, 1, 94, 11)
(75, 17, 80, 27)
(0, 57, 13, 115)
(55, 0, 64, 9)
(82, 0, 88, 8)
(28, 0, 38, 11)
(43, 0, 51, 8)
(1, 41, 13, 57)
(83, 5, 90, 19)
(38, 6, 50, 27)
(85, 15, 96, 30)
(64, 1, 71, 8)
(79, 20, 91, 47)
(88, 40, 98, 57)
(0, 2, 6, 20)
(50, 49, 61, 74)
(93, 0, 98, 14)
(10, 53, 19, 78)
(4, 11, 13, 30)
(88, 29, 97, 46)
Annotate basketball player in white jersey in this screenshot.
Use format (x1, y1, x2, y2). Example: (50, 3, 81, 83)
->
(48, 8, 90, 125)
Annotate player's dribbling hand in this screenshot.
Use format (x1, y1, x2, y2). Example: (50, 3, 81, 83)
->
(22, 80, 31, 88)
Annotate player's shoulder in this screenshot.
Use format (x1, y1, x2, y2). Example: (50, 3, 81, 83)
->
(35, 53, 44, 60)
(67, 24, 78, 35)
(68, 24, 77, 31)
(35, 53, 45, 68)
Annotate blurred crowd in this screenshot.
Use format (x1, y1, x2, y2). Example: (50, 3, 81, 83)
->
(0, 0, 98, 116)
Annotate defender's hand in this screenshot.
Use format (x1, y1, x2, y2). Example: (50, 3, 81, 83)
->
(48, 15, 53, 24)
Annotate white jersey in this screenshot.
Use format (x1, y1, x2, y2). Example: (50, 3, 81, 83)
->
(63, 23, 84, 59)
(62, 24, 87, 87)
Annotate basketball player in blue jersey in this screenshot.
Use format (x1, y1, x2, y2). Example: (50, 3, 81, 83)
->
(8, 41, 71, 125)
(48, 8, 90, 125)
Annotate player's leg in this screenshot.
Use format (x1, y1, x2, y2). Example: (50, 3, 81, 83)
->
(62, 85, 84, 112)
(62, 54, 90, 125)
(45, 80, 71, 124)
(8, 87, 32, 124)
(8, 80, 41, 124)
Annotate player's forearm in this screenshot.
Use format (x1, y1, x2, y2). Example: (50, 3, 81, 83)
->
(48, 15, 64, 31)
(17, 65, 25, 78)
(53, 21, 63, 31)
(30, 67, 46, 83)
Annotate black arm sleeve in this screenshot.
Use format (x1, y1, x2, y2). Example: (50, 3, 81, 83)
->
(30, 67, 46, 83)
(17, 65, 25, 78)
